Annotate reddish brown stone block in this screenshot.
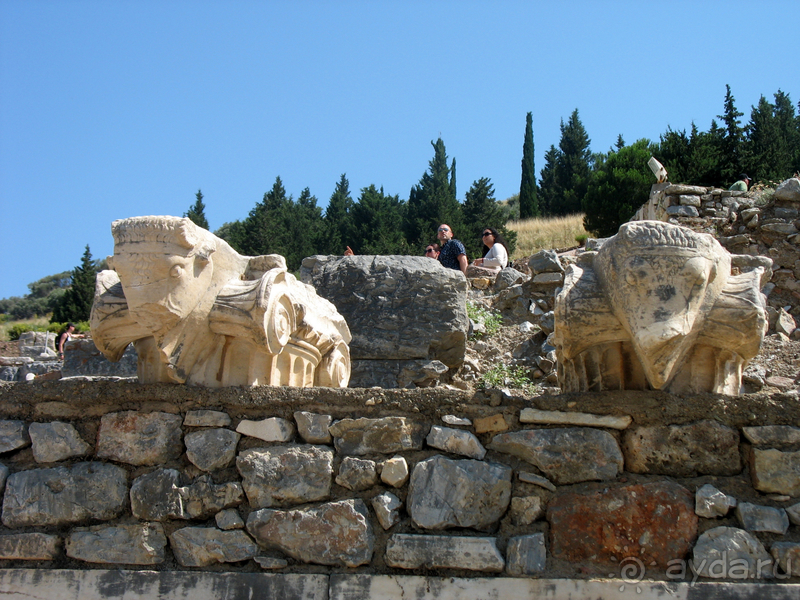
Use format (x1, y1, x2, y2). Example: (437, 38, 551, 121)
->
(547, 480, 697, 568)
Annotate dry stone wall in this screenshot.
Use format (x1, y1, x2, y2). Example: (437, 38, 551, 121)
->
(0, 380, 799, 583)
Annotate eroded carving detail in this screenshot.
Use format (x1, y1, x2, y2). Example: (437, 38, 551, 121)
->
(91, 216, 351, 387)
(555, 221, 766, 395)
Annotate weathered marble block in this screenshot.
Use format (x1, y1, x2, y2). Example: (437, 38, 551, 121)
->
(66, 523, 167, 565)
(96, 411, 183, 466)
(169, 527, 258, 567)
(329, 417, 427, 455)
(384, 534, 504, 572)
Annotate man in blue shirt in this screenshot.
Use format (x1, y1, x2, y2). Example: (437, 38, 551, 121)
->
(436, 224, 468, 275)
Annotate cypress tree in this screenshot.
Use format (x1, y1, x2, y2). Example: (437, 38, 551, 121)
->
(717, 84, 744, 182)
(184, 189, 209, 230)
(51, 245, 97, 323)
(519, 112, 538, 219)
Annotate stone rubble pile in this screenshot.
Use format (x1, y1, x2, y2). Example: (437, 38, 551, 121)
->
(0, 383, 798, 580)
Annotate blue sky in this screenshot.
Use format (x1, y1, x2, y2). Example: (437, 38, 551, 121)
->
(1, 0, 797, 300)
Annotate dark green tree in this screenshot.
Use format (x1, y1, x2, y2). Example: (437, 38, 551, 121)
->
(323, 174, 355, 254)
(717, 84, 744, 182)
(184, 189, 209, 230)
(537, 145, 561, 215)
(553, 109, 592, 215)
(239, 177, 292, 257)
(405, 138, 463, 246)
(449, 158, 457, 202)
(519, 112, 539, 219)
(615, 134, 625, 150)
(283, 187, 324, 270)
(583, 139, 656, 237)
(686, 121, 725, 186)
(656, 127, 691, 183)
(214, 221, 247, 251)
(51, 245, 97, 323)
(351, 185, 408, 254)
(743, 95, 783, 182)
(462, 177, 517, 260)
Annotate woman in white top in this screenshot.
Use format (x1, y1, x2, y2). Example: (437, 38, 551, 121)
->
(472, 227, 509, 271)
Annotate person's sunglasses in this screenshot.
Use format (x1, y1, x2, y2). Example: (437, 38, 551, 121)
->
(482, 232, 492, 237)
(425, 248, 435, 253)
(438, 227, 449, 232)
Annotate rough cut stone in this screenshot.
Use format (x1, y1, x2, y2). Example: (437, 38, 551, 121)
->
(0, 533, 60, 560)
(384, 534, 504, 572)
(488, 427, 622, 484)
(254, 556, 289, 569)
(247, 499, 373, 567)
(442, 415, 471, 426)
(528, 249, 564, 274)
(771, 542, 800, 577)
(407, 455, 512, 530)
(294, 411, 332, 443)
(775, 177, 800, 202)
(743, 425, 800, 446)
(96, 411, 183, 466)
(131, 469, 243, 521)
(509, 496, 544, 526)
(787, 502, 800, 526)
(750, 448, 800, 496)
(2, 462, 127, 527)
(547, 481, 697, 567)
(184, 428, 240, 471)
(236, 417, 295, 442)
(180, 476, 244, 520)
(215, 508, 244, 530)
(169, 527, 258, 567)
(506, 533, 547, 576)
(622, 420, 740, 477)
(0, 420, 29, 453)
(519, 408, 631, 430)
(66, 523, 167, 565)
(695, 484, 737, 518)
(765, 376, 796, 391)
(372, 491, 402, 530)
(0, 463, 8, 493)
(300, 255, 469, 369)
(518, 471, 557, 492)
(666, 204, 699, 217)
(692, 526, 773, 579)
(776, 308, 797, 337)
(62, 338, 138, 378)
(237, 445, 333, 508)
(184, 410, 231, 427)
(494, 267, 527, 292)
(426, 425, 486, 459)
(349, 358, 449, 389)
(28, 421, 90, 463)
(335, 457, 378, 491)
(473, 414, 508, 434)
(328, 417, 427, 455)
(380, 456, 409, 487)
(736, 502, 790, 534)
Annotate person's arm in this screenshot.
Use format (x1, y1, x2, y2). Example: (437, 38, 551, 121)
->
(483, 244, 508, 268)
(58, 334, 65, 356)
(457, 253, 468, 274)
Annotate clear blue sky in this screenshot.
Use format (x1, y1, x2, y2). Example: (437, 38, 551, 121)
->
(1, 0, 797, 300)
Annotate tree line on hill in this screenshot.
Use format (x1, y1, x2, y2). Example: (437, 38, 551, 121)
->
(1, 85, 797, 323)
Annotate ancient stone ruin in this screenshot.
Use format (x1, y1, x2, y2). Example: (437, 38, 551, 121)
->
(91, 216, 352, 388)
(555, 220, 766, 395)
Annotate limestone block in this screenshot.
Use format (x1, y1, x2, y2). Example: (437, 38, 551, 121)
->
(300, 255, 468, 369)
(519, 408, 631, 430)
(743, 425, 800, 446)
(96, 411, 183, 466)
(736, 502, 789, 534)
(407, 455, 511, 530)
(750, 448, 800, 496)
(62, 338, 137, 378)
(0, 420, 29, 453)
(473, 414, 508, 434)
(184, 410, 231, 427)
(678, 194, 702, 207)
(185, 428, 240, 471)
(0, 533, 60, 560)
(555, 221, 765, 395)
(771, 542, 800, 577)
(665, 184, 708, 195)
(66, 523, 167, 565)
(384, 534, 504, 572)
(236, 445, 333, 509)
(509, 496, 544, 526)
(29, 421, 91, 463)
(425, 425, 486, 459)
(787, 502, 800, 526)
(547, 481, 697, 568)
(776, 308, 797, 336)
(775, 177, 800, 202)
(695, 484, 737, 518)
(236, 418, 293, 443)
(528, 249, 564, 274)
(2, 462, 127, 528)
(179, 476, 244, 520)
(442, 415, 471, 426)
(372, 491, 402, 530)
(254, 556, 289, 569)
(246, 499, 374, 567)
(380, 456, 409, 487)
(349, 358, 448, 389)
(692, 527, 773, 579)
(488, 428, 622, 484)
(506, 533, 546, 576)
(622, 420, 740, 477)
(494, 267, 528, 292)
(169, 527, 258, 567)
(91, 216, 351, 388)
(215, 508, 244, 530)
(328, 417, 427, 455)
(335, 457, 378, 491)
(666, 204, 699, 217)
(294, 411, 332, 443)
(130, 468, 185, 520)
(518, 471, 556, 492)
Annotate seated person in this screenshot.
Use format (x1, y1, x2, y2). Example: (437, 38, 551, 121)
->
(437, 224, 467, 274)
(424, 243, 440, 259)
(471, 227, 509, 272)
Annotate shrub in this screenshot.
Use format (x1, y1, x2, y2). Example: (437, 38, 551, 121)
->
(467, 302, 503, 337)
(479, 363, 533, 392)
(8, 323, 35, 341)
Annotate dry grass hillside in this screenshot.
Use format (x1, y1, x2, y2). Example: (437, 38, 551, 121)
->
(507, 213, 588, 259)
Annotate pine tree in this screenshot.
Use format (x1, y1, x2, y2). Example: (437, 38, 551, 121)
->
(717, 84, 744, 182)
(240, 177, 291, 257)
(323, 174, 355, 254)
(462, 177, 517, 260)
(519, 112, 538, 219)
(537, 145, 561, 216)
(184, 189, 209, 230)
(553, 109, 592, 215)
(51, 245, 97, 323)
(351, 185, 408, 254)
(615, 134, 625, 150)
